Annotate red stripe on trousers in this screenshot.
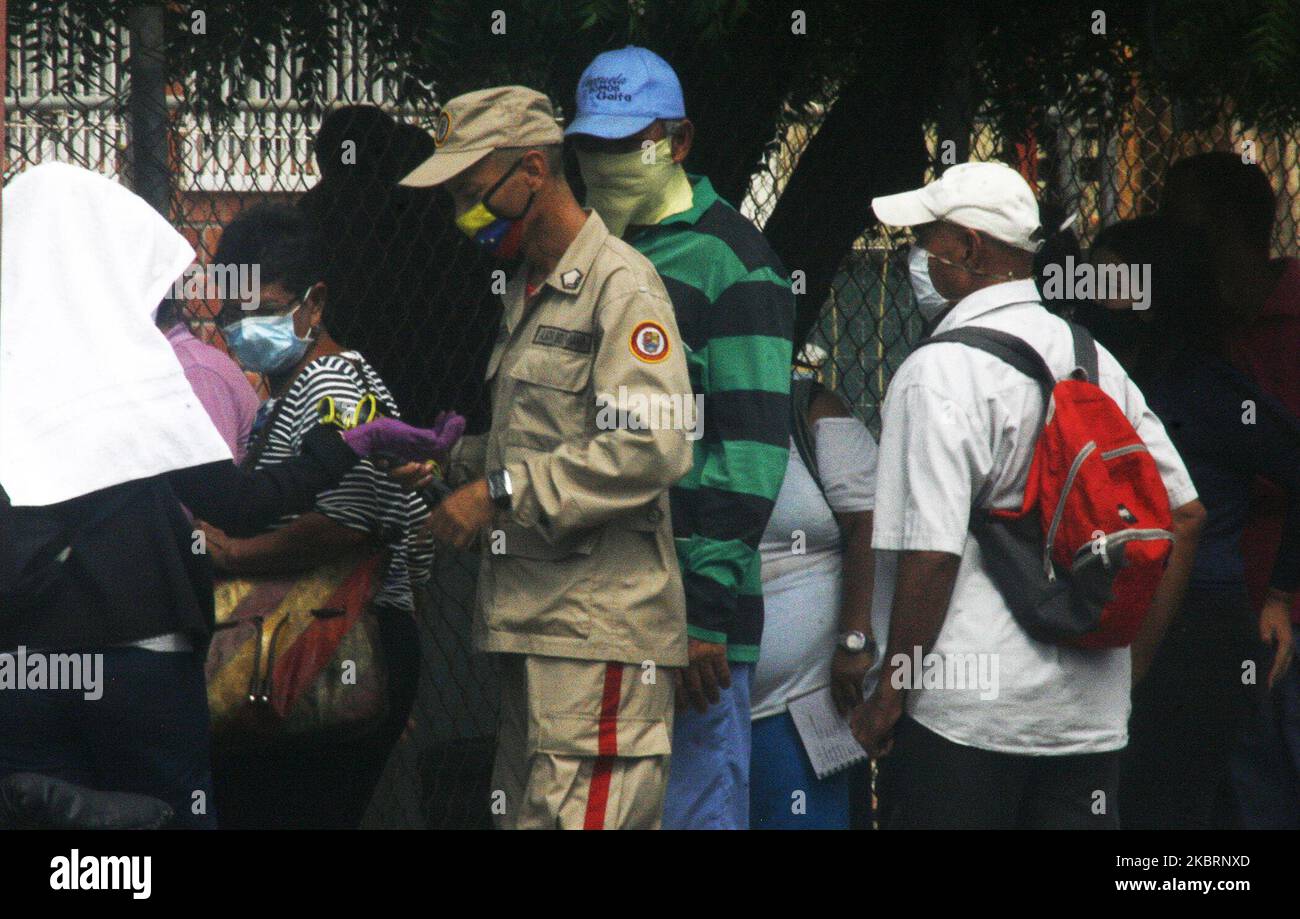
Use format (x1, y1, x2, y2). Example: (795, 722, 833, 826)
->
(583, 662, 623, 830)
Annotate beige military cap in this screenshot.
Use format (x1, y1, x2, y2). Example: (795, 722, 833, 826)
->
(399, 85, 564, 187)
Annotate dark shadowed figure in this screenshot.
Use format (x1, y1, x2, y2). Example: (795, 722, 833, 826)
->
(299, 105, 501, 432)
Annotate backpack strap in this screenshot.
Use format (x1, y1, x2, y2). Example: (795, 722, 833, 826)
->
(1068, 322, 1099, 384)
(788, 378, 849, 550)
(789, 377, 826, 498)
(917, 327, 1057, 398)
(241, 393, 293, 472)
(242, 354, 383, 473)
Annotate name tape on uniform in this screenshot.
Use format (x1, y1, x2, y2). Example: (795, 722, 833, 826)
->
(534, 325, 594, 353)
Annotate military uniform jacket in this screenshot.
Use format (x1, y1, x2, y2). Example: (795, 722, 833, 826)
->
(452, 211, 694, 668)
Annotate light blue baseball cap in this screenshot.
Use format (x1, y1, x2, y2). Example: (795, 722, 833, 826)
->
(565, 46, 686, 139)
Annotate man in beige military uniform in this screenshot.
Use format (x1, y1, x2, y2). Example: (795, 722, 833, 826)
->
(399, 86, 693, 829)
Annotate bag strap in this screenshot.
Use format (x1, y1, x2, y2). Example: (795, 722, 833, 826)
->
(1069, 322, 1099, 384)
(921, 323, 1100, 390)
(334, 352, 371, 392)
(241, 393, 293, 472)
(241, 354, 382, 473)
(327, 353, 391, 424)
(789, 378, 850, 548)
(789, 378, 826, 498)
(917, 327, 1058, 397)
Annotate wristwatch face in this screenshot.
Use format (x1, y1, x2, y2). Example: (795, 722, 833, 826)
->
(487, 469, 512, 508)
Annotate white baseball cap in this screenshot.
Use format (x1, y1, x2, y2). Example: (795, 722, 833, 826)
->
(871, 161, 1041, 251)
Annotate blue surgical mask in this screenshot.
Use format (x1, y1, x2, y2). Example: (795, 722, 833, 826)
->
(223, 297, 315, 374)
(908, 246, 952, 322)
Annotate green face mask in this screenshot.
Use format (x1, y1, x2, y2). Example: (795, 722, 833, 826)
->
(576, 138, 694, 236)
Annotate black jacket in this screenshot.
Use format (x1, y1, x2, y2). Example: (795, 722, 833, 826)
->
(0, 427, 358, 653)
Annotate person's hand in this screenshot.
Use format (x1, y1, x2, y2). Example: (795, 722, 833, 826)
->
(194, 520, 238, 572)
(1260, 594, 1295, 690)
(830, 645, 875, 716)
(427, 411, 466, 464)
(424, 479, 494, 550)
(850, 684, 904, 759)
(674, 638, 731, 713)
(388, 460, 438, 492)
(341, 411, 466, 463)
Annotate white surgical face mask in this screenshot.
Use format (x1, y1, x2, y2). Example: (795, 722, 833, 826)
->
(908, 246, 952, 321)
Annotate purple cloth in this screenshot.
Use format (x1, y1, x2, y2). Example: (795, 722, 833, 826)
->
(165, 324, 260, 465)
(340, 411, 466, 462)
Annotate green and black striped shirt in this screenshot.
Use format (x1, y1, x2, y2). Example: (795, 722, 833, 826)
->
(627, 175, 794, 663)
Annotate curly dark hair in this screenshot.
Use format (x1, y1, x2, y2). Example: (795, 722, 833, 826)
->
(213, 202, 328, 326)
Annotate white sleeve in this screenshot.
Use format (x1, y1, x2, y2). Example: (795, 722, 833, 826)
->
(870, 380, 992, 556)
(813, 416, 878, 513)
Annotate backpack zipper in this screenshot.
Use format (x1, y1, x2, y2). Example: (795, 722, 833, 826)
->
(1100, 443, 1148, 460)
(247, 616, 265, 703)
(1044, 440, 1096, 581)
(1071, 527, 1175, 571)
(259, 614, 296, 704)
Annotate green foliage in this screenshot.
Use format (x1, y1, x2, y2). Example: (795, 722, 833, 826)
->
(1147, 0, 1300, 129)
(8, 0, 138, 99)
(974, 1, 1145, 140)
(9, 0, 1300, 145)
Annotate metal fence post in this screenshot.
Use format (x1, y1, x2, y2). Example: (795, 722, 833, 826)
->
(126, 3, 170, 216)
(1, 0, 8, 383)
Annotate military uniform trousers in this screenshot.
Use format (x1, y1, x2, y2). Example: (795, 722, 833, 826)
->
(491, 653, 676, 829)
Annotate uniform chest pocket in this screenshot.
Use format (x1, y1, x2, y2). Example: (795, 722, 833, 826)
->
(507, 347, 593, 393)
(503, 347, 595, 442)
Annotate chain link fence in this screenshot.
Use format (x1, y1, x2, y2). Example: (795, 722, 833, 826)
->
(6, 7, 1300, 828)
(743, 87, 1300, 438)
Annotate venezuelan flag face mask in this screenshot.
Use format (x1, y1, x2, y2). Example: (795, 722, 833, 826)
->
(455, 156, 534, 259)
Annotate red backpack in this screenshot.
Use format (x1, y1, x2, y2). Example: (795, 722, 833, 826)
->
(917, 323, 1173, 649)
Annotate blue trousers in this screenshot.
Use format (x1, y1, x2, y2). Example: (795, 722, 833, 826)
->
(750, 711, 851, 829)
(0, 647, 216, 829)
(663, 663, 752, 830)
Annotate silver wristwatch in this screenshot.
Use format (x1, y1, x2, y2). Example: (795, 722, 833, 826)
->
(837, 630, 878, 658)
(486, 468, 513, 510)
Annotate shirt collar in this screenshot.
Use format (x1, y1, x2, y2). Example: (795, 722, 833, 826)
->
(540, 208, 609, 298)
(933, 278, 1043, 335)
(503, 209, 609, 328)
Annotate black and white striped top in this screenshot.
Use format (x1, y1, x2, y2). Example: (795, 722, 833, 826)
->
(251, 351, 432, 611)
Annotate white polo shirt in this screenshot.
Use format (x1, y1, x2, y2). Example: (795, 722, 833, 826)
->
(868, 279, 1197, 755)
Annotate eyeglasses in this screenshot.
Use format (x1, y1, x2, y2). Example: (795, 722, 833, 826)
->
(480, 156, 525, 214)
(224, 287, 311, 319)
